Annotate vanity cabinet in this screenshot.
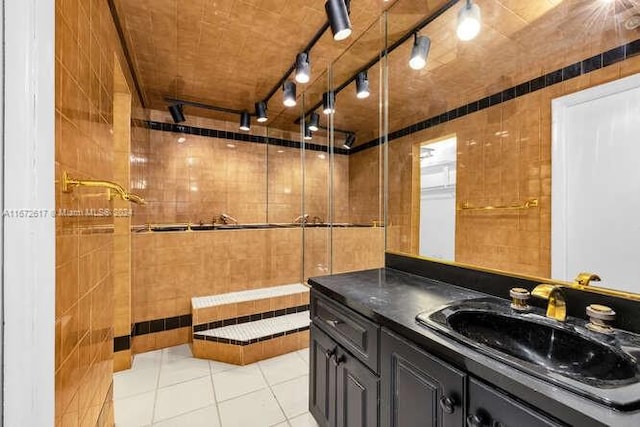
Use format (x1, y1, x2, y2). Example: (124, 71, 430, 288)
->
(467, 378, 564, 427)
(310, 324, 379, 427)
(381, 329, 466, 427)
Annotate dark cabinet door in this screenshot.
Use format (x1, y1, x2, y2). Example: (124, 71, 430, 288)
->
(381, 329, 466, 427)
(335, 348, 379, 427)
(467, 378, 565, 427)
(310, 324, 339, 427)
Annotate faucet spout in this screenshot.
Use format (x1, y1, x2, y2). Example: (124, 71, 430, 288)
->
(218, 213, 238, 225)
(531, 284, 567, 322)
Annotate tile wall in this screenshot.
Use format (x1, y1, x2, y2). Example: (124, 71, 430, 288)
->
(55, 0, 147, 424)
(130, 110, 351, 226)
(382, 44, 640, 277)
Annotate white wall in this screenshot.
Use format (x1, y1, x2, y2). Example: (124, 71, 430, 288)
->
(419, 137, 457, 261)
(3, 0, 56, 425)
(552, 73, 640, 293)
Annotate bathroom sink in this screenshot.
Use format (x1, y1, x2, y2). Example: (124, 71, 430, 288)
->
(416, 298, 640, 408)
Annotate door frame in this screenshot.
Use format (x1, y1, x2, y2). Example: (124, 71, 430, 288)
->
(551, 72, 640, 281)
(2, 0, 55, 425)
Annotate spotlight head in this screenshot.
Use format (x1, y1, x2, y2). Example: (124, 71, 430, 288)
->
(239, 111, 251, 131)
(343, 133, 356, 149)
(283, 81, 297, 107)
(308, 112, 320, 132)
(409, 35, 431, 70)
(355, 71, 370, 99)
(323, 91, 336, 115)
(168, 104, 185, 123)
(304, 124, 313, 141)
(325, 0, 352, 41)
(295, 52, 311, 84)
(457, 0, 481, 41)
(255, 101, 268, 123)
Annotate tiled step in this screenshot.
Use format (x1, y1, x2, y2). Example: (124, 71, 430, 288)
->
(191, 283, 310, 326)
(195, 311, 310, 345)
(191, 284, 311, 365)
(193, 312, 310, 365)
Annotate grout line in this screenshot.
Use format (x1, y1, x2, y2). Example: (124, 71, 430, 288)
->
(258, 361, 290, 425)
(209, 359, 225, 427)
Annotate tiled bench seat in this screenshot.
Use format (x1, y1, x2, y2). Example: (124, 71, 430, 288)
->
(191, 283, 310, 365)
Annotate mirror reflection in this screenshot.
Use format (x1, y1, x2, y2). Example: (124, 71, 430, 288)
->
(377, 0, 640, 294)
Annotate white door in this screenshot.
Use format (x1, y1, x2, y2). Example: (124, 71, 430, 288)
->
(552, 73, 640, 293)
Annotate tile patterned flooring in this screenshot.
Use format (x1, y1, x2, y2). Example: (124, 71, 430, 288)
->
(114, 344, 319, 427)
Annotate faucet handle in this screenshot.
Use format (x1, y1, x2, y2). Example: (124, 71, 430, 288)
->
(586, 304, 616, 334)
(574, 272, 601, 286)
(509, 287, 531, 311)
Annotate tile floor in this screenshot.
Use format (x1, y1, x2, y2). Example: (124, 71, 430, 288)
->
(114, 344, 319, 427)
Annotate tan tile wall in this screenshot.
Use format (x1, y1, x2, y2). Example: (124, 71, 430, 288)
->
(349, 147, 384, 224)
(332, 227, 385, 274)
(132, 228, 304, 324)
(55, 0, 147, 424)
(385, 55, 640, 278)
(131, 110, 351, 225)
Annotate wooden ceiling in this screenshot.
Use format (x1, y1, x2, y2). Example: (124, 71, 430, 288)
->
(115, 0, 640, 147)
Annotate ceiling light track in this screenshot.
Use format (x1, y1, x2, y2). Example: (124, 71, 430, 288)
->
(165, 97, 254, 131)
(298, 0, 461, 121)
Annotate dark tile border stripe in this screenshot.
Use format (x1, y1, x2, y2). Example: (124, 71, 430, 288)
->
(144, 120, 351, 156)
(352, 37, 640, 154)
(114, 335, 131, 352)
(193, 304, 310, 333)
(193, 325, 310, 346)
(132, 314, 192, 337)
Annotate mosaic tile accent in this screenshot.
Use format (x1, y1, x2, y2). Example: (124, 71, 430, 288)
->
(191, 283, 309, 309)
(193, 304, 310, 332)
(194, 311, 310, 346)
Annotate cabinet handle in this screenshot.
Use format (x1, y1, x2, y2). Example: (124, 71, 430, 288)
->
(333, 354, 346, 366)
(439, 396, 456, 414)
(325, 319, 342, 327)
(325, 347, 337, 359)
(466, 414, 485, 427)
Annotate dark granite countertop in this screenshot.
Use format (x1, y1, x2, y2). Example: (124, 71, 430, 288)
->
(308, 267, 640, 427)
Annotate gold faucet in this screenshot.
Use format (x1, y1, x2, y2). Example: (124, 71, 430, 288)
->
(531, 284, 567, 322)
(574, 272, 601, 287)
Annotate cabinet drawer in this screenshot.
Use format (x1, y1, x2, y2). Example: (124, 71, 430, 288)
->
(468, 378, 564, 427)
(311, 290, 379, 372)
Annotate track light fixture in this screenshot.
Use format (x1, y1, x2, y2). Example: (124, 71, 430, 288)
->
(343, 133, 356, 149)
(168, 104, 185, 123)
(283, 81, 297, 107)
(255, 101, 268, 123)
(355, 71, 370, 99)
(239, 111, 251, 131)
(457, 0, 481, 41)
(295, 52, 311, 84)
(409, 34, 431, 70)
(304, 124, 313, 141)
(323, 91, 335, 115)
(308, 112, 320, 132)
(325, 0, 352, 41)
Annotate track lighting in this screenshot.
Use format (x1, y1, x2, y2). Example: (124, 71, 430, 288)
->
(409, 34, 431, 70)
(304, 124, 313, 141)
(295, 53, 311, 84)
(325, 0, 352, 41)
(343, 133, 356, 149)
(323, 91, 335, 115)
(355, 71, 370, 99)
(457, 0, 481, 41)
(308, 112, 320, 132)
(239, 111, 251, 131)
(255, 101, 268, 123)
(283, 81, 297, 107)
(168, 104, 185, 123)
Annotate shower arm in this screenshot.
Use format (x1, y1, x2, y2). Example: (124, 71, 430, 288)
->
(61, 171, 146, 205)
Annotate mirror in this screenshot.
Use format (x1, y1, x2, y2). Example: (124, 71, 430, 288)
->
(380, 0, 640, 295)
